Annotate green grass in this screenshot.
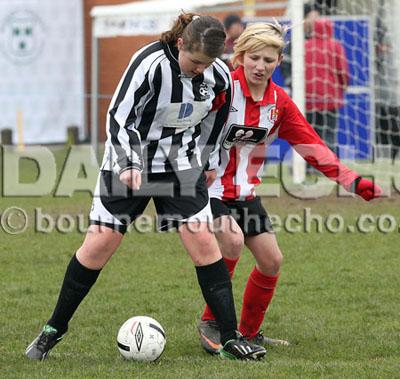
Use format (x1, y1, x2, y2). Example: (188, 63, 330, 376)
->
(1, 147, 399, 378)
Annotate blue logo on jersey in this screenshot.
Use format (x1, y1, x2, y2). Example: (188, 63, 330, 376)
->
(178, 103, 193, 119)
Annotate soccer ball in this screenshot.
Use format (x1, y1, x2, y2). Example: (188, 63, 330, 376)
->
(117, 316, 166, 362)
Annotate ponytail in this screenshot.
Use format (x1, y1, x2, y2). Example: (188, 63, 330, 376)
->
(160, 12, 226, 59)
(160, 13, 196, 44)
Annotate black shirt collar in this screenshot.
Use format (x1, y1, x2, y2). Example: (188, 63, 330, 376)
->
(162, 41, 180, 73)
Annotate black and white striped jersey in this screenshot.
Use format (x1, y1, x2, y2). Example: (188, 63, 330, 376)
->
(100, 41, 232, 175)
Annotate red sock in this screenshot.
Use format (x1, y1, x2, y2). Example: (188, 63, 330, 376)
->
(201, 256, 239, 321)
(239, 267, 279, 339)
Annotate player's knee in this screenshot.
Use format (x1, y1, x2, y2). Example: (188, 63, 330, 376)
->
(190, 230, 218, 253)
(188, 234, 221, 266)
(222, 233, 244, 259)
(258, 250, 283, 274)
(230, 234, 244, 256)
(78, 233, 120, 261)
(270, 252, 283, 272)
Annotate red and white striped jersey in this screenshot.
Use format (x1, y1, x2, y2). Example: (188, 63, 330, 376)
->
(209, 66, 359, 200)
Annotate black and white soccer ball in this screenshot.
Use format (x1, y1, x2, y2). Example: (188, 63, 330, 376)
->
(117, 316, 166, 362)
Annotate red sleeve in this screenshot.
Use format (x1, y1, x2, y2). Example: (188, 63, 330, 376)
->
(276, 94, 358, 190)
(211, 90, 226, 112)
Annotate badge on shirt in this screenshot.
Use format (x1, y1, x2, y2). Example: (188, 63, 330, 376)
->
(222, 124, 269, 150)
(199, 83, 210, 100)
(266, 104, 279, 122)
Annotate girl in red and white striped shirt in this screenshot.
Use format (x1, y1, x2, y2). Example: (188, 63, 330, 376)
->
(198, 22, 381, 354)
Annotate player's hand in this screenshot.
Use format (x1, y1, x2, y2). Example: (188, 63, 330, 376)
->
(352, 177, 382, 201)
(119, 168, 142, 190)
(204, 170, 217, 188)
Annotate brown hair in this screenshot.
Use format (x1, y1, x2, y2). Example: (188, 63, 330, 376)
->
(232, 22, 287, 68)
(160, 13, 226, 58)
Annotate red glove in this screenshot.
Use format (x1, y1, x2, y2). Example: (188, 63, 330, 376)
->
(351, 177, 382, 201)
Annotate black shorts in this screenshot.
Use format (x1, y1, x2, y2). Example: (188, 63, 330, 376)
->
(90, 168, 211, 233)
(210, 197, 273, 237)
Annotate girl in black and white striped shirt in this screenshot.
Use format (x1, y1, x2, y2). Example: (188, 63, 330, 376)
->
(26, 13, 266, 361)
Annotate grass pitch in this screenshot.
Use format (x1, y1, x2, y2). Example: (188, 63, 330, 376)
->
(1, 147, 399, 378)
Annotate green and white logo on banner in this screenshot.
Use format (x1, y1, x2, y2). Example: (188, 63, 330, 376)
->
(1, 10, 45, 64)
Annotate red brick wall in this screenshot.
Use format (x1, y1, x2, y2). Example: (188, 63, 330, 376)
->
(83, 0, 286, 141)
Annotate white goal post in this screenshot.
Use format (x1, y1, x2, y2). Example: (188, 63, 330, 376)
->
(290, 0, 306, 183)
(288, 0, 400, 183)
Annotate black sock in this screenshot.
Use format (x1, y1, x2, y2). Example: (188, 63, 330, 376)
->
(47, 254, 101, 334)
(195, 259, 237, 344)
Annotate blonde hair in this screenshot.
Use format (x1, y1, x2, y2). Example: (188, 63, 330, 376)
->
(232, 22, 287, 68)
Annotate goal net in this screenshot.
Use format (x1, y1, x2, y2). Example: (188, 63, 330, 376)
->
(247, 0, 400, 183)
